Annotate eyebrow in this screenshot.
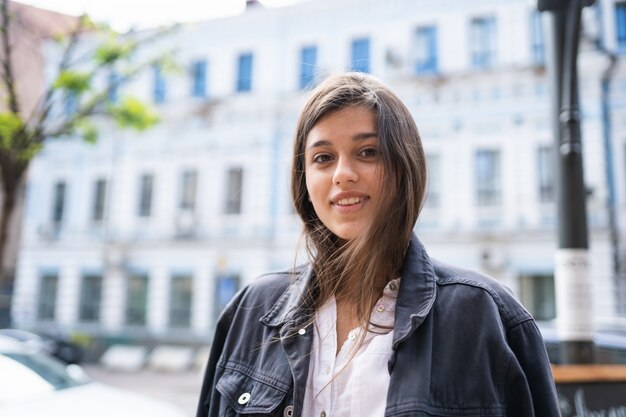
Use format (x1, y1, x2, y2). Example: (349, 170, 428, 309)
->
(307, 132, 378, 150)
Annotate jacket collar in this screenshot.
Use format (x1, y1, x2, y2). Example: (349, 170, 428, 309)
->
(260, 233, 437, 342)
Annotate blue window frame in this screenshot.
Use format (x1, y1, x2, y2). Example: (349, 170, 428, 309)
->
(236, 53, 253, 92)
(153, 64, 166, 104)
(415, 26, 438, 74)
(107, 70, 120, 103)
(350, 38, 370, 73)
(616, 3, 626, 51)
(191, 59, 208, 98)
(470, 17, 496, 69)
(531, 11, 545, 65)
(299, 45, 317, 90)
(214, 274, 240, 318)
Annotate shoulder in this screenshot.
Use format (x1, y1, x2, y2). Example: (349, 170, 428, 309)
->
(431, 258, 533, 328)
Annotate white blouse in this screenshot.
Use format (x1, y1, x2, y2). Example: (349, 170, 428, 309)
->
(302, 278, 400, 417)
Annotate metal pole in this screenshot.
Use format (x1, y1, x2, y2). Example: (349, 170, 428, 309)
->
(539, 0, 595, 364)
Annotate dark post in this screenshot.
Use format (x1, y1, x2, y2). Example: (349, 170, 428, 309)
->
(538, 0, 595, 363)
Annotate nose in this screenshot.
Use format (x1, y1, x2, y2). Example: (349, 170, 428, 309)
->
(332, 157, 358, 185)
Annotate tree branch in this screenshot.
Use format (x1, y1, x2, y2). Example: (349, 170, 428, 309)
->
(1, 0, 21, 115)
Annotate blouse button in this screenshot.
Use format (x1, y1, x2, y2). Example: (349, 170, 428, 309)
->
(389, 282, 397, 291)
(238, 392, 251, 405)
(320, 411, 327, 417)
(348, 332, 356, 341)
(376, 304, 385, 312)
(284, 405, 294, 417)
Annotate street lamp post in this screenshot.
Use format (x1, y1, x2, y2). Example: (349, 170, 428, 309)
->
(538, 0, 595, 364)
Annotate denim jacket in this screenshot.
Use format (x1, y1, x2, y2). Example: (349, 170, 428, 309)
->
(197, 235, 561, 417)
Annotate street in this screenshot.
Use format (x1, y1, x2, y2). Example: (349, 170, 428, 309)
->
(83, 364, 204, 417)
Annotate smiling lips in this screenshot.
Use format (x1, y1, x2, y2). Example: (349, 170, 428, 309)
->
(331, 193, 370, 211)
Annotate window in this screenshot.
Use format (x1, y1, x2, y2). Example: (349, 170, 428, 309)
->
(92, 179, 107, 222)
(37, 273, 58, 320)
(153, 64, 166, 104)
(125, 273, 148, 326)
(470, 17, 496, 69)
(236, 53, 253, 92)
(537, 146, 555, 203)
(415, 26, 438, 74)
(475, 149, 501, 206)
(299, 45, 317, 90)
(617, 2, 626, 51)
(169, 274, 192, 328)
(214, 274, 239, 318)
(79, 274, 102, 322)
(350, 38, 370, 73)
(225, 168, 243, 214)
(107, 70, 120, 103)
(138, 174, 154, 217)
(51, 181, 66, 224)
(64, 93, 77, 117)
(180, 170, 197, 211)
(191, 59, 208, 98)
(519, 274, 556, 321)
(425, 154, 441, 208)
(530, 11, 545, 65)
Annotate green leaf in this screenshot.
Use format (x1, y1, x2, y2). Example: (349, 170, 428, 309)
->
(0, 112, 24, 149)
(53, 70, 92, 94)
(76, 119, 99, 144)
(18, 143, 44, 163)
(108, 97, 159, 131)
(95, 37, 136, 65)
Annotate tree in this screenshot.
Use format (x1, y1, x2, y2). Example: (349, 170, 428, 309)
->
(0, 0, 173, 322)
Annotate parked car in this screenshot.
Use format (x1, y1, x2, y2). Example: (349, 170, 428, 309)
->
(538, 325, 626, 364)
(0, 328, 83, 364)
(0, 336, 188, 417)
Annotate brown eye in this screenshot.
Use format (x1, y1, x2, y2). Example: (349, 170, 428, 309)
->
(360, 147, 378, 158)
(313, 154, 332, 164)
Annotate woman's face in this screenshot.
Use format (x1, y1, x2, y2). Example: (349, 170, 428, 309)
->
(304, 106, 384, 241)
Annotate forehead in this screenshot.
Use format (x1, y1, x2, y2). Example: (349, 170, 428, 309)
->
(306, 106, 377, 144)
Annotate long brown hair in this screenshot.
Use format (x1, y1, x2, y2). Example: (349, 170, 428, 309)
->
(291, 72, 427, 327)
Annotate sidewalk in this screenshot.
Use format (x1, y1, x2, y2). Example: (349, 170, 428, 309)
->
(82, 364, 204, 417)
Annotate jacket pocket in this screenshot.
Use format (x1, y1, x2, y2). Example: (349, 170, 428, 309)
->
(216, 364, 290, 416)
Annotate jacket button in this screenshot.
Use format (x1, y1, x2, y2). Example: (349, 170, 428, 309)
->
(238, 392, 251, 405)
(284, 405, 294, 417)
(298, 328, 306, 335)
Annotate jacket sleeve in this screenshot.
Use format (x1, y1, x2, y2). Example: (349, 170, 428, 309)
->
(195, 293, 240, 417)
(505, 318, 561, 417)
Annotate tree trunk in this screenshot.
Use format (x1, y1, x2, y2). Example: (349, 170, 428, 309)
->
(0, 156, 26, 299)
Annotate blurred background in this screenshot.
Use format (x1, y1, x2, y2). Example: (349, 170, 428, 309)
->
(1, 0, 626, 415)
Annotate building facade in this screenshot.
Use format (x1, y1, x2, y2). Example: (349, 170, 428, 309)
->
(10, 0, 626, 345)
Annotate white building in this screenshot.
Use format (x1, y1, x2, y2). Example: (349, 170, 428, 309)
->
(10, 0, 626, 347)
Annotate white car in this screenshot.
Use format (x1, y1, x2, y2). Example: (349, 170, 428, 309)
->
(0, 336, 189, 417)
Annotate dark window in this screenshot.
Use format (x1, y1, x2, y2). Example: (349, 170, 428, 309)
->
(52, 181, 66, 224)
(125, 274, 148, 326)
(519, 274, 556, 321)
(530, 11, 545, 65)
(236, 53, 253, 92)
(108, 70, 120, 103)
(617, 2, 626, 51)
(37, 273, 58, 321)
(191, 59, 208, 98)
(153, 65, 166, 104)
(350, 38, 370, 73)
(169, 274, 193, 328)
(225, 168, 243, 215)
(299, 45, 318, 90)
(214, 274, 239, 318)
(538, 146, 555, 203)
(92, 179, 107, 222)
(475, 149, 501, 206)
(415, 26, 438, 74)
(79, 274, 102, 322)
(180, 170, 197, 211)
(470, 17, 496, 69)
(138, 174, 154, 217)
(425, 154, 441, 208)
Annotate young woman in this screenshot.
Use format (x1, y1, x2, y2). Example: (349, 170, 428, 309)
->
(196, 73, 560, 417)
